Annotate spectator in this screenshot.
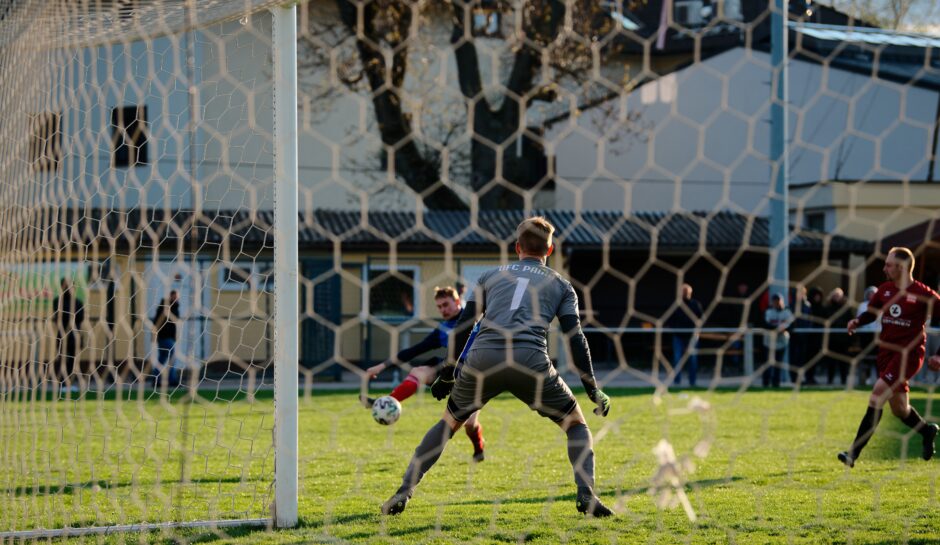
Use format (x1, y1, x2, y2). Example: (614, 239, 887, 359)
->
(856, 286, 881, 385)
(667, 283, 703, 387)
(823, 288, 852, 385)
(806, 287, 826, 384)
(52, 278, 85, 395)
(790, 285, 817, 385)
(715, 282, 760, 373)
(763, 293, 793, 388)
(152, 290, 181, 387)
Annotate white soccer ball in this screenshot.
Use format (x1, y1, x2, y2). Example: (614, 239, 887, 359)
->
(372, 395, 402, 426)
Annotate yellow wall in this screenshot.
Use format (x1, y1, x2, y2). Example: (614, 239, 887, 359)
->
(2, 250, 581, 372)
(331, 251, 575, 364)
(791, 182, 940, 242)
(790, 181, 939, 300)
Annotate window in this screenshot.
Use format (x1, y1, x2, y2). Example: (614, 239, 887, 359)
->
(472, 1, 501, 37)
(366, 266, 419, 320)
(29, 112, 61, 172)
(722, 0, 743, 20)
(674, 0, 704, 26)
(460, 263, 500, 302)
(111, 105, 148, 167)
(219, 261, 274, 291)
(805, 212, 826, 232)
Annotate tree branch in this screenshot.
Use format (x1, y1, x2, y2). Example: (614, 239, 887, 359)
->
(335, 0, 467, 209)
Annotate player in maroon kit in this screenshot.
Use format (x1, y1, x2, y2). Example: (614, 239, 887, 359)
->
(840, 247, 940, 467)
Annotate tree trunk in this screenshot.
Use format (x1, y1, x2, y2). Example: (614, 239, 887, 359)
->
(451, 3, 555, 209)
(336, 0, 467, 210)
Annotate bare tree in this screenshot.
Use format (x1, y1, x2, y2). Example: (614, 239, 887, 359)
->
(313, 0, 628, 210)
(823, 0, 940, 31)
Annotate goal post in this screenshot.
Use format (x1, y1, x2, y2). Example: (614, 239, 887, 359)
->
(0, 0, 299, 538)
(272, 2, 300, 530)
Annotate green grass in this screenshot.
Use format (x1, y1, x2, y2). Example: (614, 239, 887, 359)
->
(3, 387, 940, 543)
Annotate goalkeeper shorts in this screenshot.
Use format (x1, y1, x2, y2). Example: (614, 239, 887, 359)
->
(447, 347, 578, 423)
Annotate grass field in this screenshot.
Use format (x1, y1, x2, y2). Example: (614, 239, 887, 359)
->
(3, 386, 940, 544)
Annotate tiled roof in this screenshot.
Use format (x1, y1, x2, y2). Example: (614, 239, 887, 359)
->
(20, 208, 872, 254)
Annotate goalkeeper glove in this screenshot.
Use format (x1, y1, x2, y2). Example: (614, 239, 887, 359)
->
(581, 376, 610, 417)
(590, 389, 611, 417)
(430, 364, 456, 401)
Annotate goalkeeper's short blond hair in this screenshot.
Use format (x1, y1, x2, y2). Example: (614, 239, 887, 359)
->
(516, 216, 555, 256)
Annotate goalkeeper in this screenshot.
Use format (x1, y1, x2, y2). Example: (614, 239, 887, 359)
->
(362, 286, 485, 461)
(381, 217, 613, 517)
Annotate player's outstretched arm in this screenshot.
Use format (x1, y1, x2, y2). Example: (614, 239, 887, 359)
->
(559, 313, 610, 417)
(928, 355, 940, 372)
(847, 318, 859, 336)
(396, 332, 444, 364)
(431, 301, 480, 400)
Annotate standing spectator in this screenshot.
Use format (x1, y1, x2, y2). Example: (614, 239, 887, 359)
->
(824, 288, 852, 385)
(667, 283, 703, 387)
(790, 285, 816, 385)
(716, 282, 759, 373)
(763, 293, 793, 388)
(152, 290, 181, 387)
(52, 278, 85, 394)
(806, 287, 826, 381)
(752, 287, 770, 375)
(856, 286, 881, 385)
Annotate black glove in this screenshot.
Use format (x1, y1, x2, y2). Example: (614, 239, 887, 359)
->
(431, 364, 456, 401)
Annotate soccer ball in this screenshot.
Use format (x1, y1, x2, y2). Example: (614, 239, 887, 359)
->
(372, 395, 402, 426)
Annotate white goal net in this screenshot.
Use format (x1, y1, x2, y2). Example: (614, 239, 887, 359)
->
(2, 0, 940, 541)
(0, 0, 300, 538)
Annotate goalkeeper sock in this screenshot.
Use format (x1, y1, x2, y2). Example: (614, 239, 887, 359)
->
(466, 422, 484, 454)
(566, 423, 595, 490)
(391, 375, 420, 402)
(399, 419, 454, 495)
(901, 406, 928, 434)
(850, 406, 883, 458)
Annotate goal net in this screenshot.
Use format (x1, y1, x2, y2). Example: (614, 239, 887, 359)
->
(290, 0, 939, 540)
(3, 0, 940, 541)
(0, 0, 299, 538)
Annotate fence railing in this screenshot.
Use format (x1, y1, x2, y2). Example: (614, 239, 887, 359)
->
(402, 326, 940, 382)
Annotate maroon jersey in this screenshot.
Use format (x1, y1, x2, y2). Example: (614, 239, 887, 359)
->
(868, 280, 940, 352)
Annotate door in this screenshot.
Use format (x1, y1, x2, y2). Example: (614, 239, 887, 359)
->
(301, 259, 340, 374)
(144, 259, 209, 371)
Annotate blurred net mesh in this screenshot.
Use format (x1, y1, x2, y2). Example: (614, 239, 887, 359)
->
(2, 0, 940, 540)
(297, 0, 939, 530)
(296, 1, 937, 380)
(0, 0, 288, 537)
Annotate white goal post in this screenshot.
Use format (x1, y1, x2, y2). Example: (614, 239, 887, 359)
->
(0, 0, 299, 537)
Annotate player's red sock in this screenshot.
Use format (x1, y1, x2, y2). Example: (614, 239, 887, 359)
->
(390, 375, 420, 402)
(466, 423, 485, 454)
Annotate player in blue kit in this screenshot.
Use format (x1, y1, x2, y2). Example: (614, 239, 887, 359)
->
(362, 286, 485, 460)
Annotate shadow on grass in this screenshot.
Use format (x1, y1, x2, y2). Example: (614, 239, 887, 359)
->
(147, 522, 274, 545)
(144, 516, 379, 545)
(443, 476, 742, 508)
(5, 475, 263, 497)
(863, 540, 938, 545)
(344, 524, 441, 540)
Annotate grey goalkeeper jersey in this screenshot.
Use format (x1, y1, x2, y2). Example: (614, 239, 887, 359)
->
(466, 257, 580, 352)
